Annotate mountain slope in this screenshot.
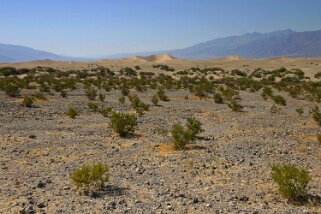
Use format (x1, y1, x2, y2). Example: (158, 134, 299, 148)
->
(0, 43, 67, 62)
(169, 29, 321, 59)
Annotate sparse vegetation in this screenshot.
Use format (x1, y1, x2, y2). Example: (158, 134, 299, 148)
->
(109, 112, 137, 137)
(87, 102, 99, 112)
(157, 89, 169, 101)
(272, 164, 311, 202)
(171, 123, 193, 150)
(21, 96, 34, 107)
(70, 162, 109, 192)
(85, 87, 97, 100)
(66, 107, 78, 119)
(296, 107, 304, 116)
(228, 100, 243, 112)
(310, 106, 321, 126)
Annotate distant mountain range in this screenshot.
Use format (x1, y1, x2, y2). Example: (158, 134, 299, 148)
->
(0, 43, 93, 62)
(1, 29, 321, 62)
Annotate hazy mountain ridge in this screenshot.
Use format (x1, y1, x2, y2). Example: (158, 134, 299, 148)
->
(1, 29, 321, 62)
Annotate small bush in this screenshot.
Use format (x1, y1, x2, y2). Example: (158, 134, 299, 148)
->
(151, 95, 159, 106)
(5, 84, 21, 97)
(120, 85, 130, 96)
(171, 123, 193, 150)
(70, 162, 109, 192)
(186, 117, 203, 139)
(270, 104, 281, 114)
(261, 87, 273, 100)
(128, 94, 149, 115)
(296, 107, 304, 116)
(109, 112, 137, 137)
(272, 95, 287, 106)
(228, 100, 243, 112)
(21, 96, 34, 107)
(317, 134, 321, 144)
(87, 102, 99, 112)
(60, 90, 67, 98)
(99, 93, 105, 102)
(99, 107, 113, 117)
(157, 89, 169, 101)
(66, 107, 78, 119)
(119, 96, 125, 104)
(33, 91, 46, 100)
(272, 164, 311, 202)
(310, 106, 321, 126)
(213, 93, 224, 104)
(85, 87, 97, 100)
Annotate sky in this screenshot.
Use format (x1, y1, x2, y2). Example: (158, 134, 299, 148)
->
(0, 0, 321, 57)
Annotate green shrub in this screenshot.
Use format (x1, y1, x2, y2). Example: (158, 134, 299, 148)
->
(60, 90, 67, 98)
(296, 107, 304, 116)
(33, 91, 46, 100)
(70, 162, 109, 192)
(171, 123, 193, 150)
(119, 96, 125, 104)
(317, 134, 321, 144)
(87, 102, 99, 112)
(120, 85, 130, 96)
(99, 93, 105, 102)
(109, 112, 137, 137)
(85, 87, 97, 100)
(66, 107, 78, 119)
(270, 104, 281, 114)
(227, 100, 243, 112)
(213, 93, 224, 104)
(272, 164, 311, 202)
(272, 95, 287, 106)
(21, 96, 34, 107)
(157, 89, 169, 101)
(5, 84, 21, 97)
(186, 117, 202, 139)
(310, 106, 321, 126)
(261, 87, 273, 100)
(128, 94, 149, 115)
(151, 95, 159, 106)
(99, 107, 113, 117)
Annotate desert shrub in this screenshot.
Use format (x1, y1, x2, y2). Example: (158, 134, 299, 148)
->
(317, 134, 321, 144)
(66, 107, 78, 119)
(5, 84, 21, 97)
(213, 93, 224, 104)
(272, 95, 287, 106)
(33, 91, 46, 100)
(87, 102, 99, 112)
(151, 95, 159, 106)
(118, 96, 125, 104)
(157, 89, 169, 101)
(296, 107, 304, 116)
(186, 117, 203, 139)
(60, 90, 67, 98)
(156, 126, 168, 136)
(21, 96, 34, 107)
(120, 85, 130, 96)
(85, 87, 97, 100)
(261, 86, 273, 100)
(109, 112, 137, 137)
(70, 162, 109, 192)
(99, 107, 113, 117)
(270, 104, 281, 114)
(314, 72, 321, 79)
(171, 123, 193, 150)
(310, 106, 321, 126)
(99, 93, 105, 102)
(128, 94, 149, 115)
(228, 100, 243, 112)
(272, 164, 311, 202)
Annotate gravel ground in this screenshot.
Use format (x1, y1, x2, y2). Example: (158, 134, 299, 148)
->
(0, 88, 320, 214)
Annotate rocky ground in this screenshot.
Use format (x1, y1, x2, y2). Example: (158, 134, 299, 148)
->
(0, 86, 320, 213)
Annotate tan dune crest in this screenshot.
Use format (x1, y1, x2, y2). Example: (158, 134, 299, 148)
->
(119, 54, 177, 63)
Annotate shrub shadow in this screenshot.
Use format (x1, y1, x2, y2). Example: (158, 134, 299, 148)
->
(91, 185, 127, 198)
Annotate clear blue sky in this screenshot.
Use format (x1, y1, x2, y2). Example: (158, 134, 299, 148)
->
(1, 0, 321, 57)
